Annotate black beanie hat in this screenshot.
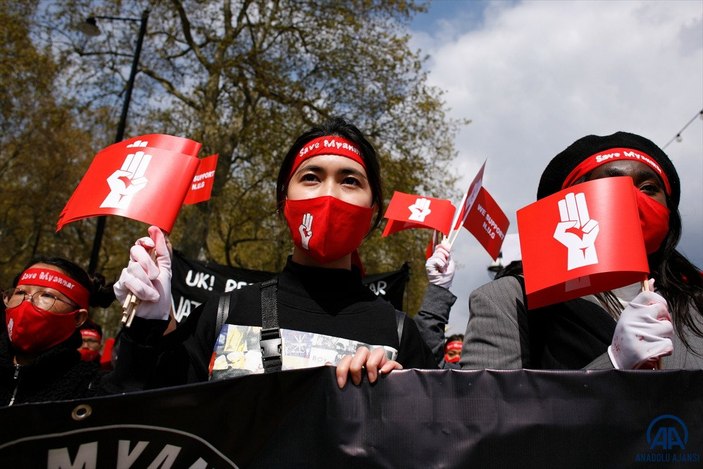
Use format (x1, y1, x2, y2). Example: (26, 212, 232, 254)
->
(536, 131, 680, 209)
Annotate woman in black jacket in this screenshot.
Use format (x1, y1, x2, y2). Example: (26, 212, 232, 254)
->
(113, 117, 436, 390)
(0, 257, 114, 405)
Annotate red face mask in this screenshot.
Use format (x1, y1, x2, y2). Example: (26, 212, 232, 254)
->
(284, 196, 374, 264)
(634, 188, 670, 255)
(79, 348, 101, 362)
(5, 302, 78, 355)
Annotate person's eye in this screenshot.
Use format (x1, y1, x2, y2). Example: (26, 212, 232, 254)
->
(13, 288, 28, 297)
(299, 172, 319, 182)
(639, 182, 661, 195)
(342, 175, 361, 186)
(39, 292, 59, 301)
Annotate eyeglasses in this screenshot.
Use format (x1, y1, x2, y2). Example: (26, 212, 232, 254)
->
(2, 287, 79, 311)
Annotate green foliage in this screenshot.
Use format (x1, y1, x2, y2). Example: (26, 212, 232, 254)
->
(17, 0, 466, 325)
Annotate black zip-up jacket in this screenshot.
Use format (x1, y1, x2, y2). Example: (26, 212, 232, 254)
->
(0, 330, 104, 406)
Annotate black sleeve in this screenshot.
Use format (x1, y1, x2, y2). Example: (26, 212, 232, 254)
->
(100, 317, 169, 392)
(414, 284, 458, 365)
(397, 312, 439, 369)
(154, 297, 222, 385)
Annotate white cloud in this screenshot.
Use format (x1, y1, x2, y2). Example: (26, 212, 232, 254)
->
(410, 0, 703, 335)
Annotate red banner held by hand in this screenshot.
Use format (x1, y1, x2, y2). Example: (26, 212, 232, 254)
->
(517, 177, 649, 309)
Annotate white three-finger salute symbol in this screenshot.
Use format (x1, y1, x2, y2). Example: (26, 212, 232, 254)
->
(408, 197, 432, 222)
(100, 148, 152, 209)
(553, 192, 600, 270)
(299, 212, 313, 249)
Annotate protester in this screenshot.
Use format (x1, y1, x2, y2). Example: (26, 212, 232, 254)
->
(444, 334, 464, 365)
(78, 320, 103, 363)
(414, 240, 460, 368)
(461, 131, 703, 370)
(113, 117, 437, 389)
(0, 257, 115, 405)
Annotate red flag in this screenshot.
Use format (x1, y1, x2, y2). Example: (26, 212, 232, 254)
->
(463, 187, 510, 260)
(517, 177, 649, 309)
(184, 154, 219, 205)
(57, 137, 203, 233)
(382, 192, 456, 237)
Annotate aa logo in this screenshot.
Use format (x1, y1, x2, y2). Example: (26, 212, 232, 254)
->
(647, 414, 688, 450)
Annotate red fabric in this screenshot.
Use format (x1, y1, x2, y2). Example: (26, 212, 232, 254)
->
(288, 136, 365, 181)
(80, 329, 101, 341)
(445, 341, 463, 352)
(463, 187, 510, 260)
(561, 147, 671, 196)
(382, 192, 456, 236)
(184, 154, 219, 205)
(5, 303, 78, 354)
(17, 268, 89, 309)
(517, 177, 649, 309)
(100, 338, 115, 371)
(283, 196, 374, 264)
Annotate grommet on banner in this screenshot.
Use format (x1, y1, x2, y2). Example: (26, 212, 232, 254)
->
(71, 404, 93, 421)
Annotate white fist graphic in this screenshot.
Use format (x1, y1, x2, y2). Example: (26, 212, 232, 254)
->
(100, 151, 152, 209)
(408, 198, 432, 222)
(553, 192, 600, 270)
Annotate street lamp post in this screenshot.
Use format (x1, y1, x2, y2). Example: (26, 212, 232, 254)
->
(79, 9, 150, 273)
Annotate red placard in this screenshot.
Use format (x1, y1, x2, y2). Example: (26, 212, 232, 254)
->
(517, 177, 649, 309)
(382, 192, 456, 236)
(463, 187, 510, 260)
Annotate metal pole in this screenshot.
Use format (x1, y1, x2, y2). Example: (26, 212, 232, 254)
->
(88, 9, 150, 274)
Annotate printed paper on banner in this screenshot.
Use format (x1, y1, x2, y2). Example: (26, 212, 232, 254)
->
(184, 154, 219, 205)
(210, 325, 397, 380)
(517, 177, 649, 309)
(57, 145, 200, 232)
(463, 187, 510, 260)
(382, 192, 456, 236)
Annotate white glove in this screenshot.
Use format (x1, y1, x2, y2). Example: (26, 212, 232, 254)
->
(113, 226, 172, 321)
(607, 289, 673, 369)
(425, 240, 455, 289)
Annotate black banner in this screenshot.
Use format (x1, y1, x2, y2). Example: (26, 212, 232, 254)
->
(170, 251, 410, 322)
(1, 369, 701, 468)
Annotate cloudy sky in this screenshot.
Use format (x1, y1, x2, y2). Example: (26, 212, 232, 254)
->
(408, 0, 703, 335)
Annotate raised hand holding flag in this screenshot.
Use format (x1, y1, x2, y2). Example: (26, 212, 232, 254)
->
(58, 133, 217, 326)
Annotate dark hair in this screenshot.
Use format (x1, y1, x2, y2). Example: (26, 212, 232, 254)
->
(445, 334, 464, 346)
(15, 257, 116, 308)
(494, 260, 524, 280)
(79, 319, 103, 339)
(276, 117, 384, 230)
(648, 205, 703, 350)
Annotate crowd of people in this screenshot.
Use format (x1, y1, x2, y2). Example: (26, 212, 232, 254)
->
(1, 118, 701, 406)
